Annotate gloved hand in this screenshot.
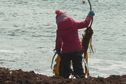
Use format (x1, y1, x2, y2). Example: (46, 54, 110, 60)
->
(56, 49, 62, 56)
(88, 11, 95, 16)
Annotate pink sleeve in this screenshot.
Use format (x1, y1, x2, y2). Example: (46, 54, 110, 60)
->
(74, 16, 93, 29)
(55, 29, 62, 50)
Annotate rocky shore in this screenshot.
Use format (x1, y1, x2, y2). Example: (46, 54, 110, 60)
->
(0, 67, 126, 84)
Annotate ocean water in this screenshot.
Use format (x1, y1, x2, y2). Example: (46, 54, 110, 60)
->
(0, 0, 126, 77)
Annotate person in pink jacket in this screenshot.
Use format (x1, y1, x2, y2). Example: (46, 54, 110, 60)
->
(55, 10, 95, 78)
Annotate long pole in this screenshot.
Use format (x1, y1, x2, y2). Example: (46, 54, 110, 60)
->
(87, 0, 93, 27)
(87, 0, 92, 11)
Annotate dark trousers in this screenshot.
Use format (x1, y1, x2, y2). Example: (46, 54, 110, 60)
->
(60, 52, 84, 78)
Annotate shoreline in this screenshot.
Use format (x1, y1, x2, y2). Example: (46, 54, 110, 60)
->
(0, 67, 126, 84)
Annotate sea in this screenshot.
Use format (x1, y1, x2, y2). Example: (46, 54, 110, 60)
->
(0, 0, 126, 77)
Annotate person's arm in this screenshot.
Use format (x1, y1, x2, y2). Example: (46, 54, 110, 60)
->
(55, 29, 62, 52)
(75, 16, 93, 29)
(75, 11, 95, 29)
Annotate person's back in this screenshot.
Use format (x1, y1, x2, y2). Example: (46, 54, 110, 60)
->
(57, 17, 81, 53)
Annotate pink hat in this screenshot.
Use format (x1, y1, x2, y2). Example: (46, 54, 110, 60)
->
(55, 10, 65, 16)
(55, 10, 68, 24)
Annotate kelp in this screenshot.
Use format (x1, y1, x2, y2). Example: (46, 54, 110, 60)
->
(81, 26, 93, 77)
(53, 55, 61, 76)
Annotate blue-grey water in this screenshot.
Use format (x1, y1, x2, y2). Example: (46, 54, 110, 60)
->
(0, 0, 126, 77)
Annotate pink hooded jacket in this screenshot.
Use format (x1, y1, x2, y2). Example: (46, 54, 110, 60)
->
(55, 10, 93, 53)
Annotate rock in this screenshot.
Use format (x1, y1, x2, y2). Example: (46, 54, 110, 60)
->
(0, 67, 126, 84)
